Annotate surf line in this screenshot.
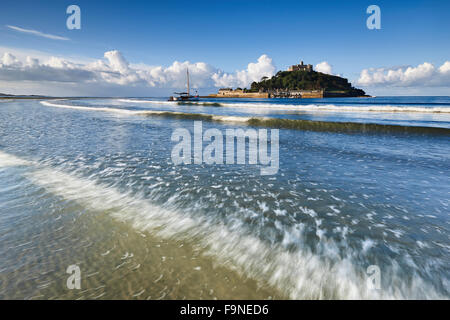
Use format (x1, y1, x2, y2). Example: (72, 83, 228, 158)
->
(40, 101, 450, 135)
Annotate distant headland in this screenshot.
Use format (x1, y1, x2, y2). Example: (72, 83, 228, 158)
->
(208, 60, 369, 99)
(0, 93, 51, 99)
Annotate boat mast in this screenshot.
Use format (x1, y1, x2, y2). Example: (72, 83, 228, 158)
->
(187, 68, 190, 97)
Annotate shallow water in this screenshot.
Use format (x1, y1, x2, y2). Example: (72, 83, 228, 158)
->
(0, 97, 449, 299)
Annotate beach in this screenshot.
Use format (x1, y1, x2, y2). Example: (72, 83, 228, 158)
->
(0, 96, 449, 299)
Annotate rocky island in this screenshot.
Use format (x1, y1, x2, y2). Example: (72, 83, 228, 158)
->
(209, 60, 369, 99)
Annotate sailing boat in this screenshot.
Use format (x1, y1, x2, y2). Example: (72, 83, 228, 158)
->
(168, 68, 200, 101)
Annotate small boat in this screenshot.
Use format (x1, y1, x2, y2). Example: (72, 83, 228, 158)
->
(168, 68, 199, 101)
(168, 92, 199, 101)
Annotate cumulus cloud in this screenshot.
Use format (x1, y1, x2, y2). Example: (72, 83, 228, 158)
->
(0, 50, 276, 95)
(6, 25, 70, 41)
(135, 60, 218, 88)
(438, 61, 450, 74)
(3, 47, 449, 96)
(2, 52, 21, 67)
(356, 61, 450, 87)
(0, 52, 95, 82)
(315, 61, 333, 75)
(212, 54, 276, 88)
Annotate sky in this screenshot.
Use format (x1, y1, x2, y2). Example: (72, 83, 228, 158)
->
(0, 0, 449, 96)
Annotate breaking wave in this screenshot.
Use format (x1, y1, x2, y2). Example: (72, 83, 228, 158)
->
(247, 118, 450, 135)
(40, 101, 250, 123)
(41, 101, 449, 135)
(0, 151, 32, 167)
(1, 149, 443, 299)
(119, 99, 450, 114)
(41, 101, 138, 115)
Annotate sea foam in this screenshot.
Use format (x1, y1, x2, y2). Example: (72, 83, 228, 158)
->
(0, 148, 438, 299)
(40, 101, 449, 135)
(119, 99, 450, 113)
(0, 151, 32, 167)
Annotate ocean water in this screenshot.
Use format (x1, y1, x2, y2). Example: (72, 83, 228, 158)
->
(0, 96, 449, 299)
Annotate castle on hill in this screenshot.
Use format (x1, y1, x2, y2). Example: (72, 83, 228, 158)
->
(209, 58, 367, 99)
(287, 60, 313, 72)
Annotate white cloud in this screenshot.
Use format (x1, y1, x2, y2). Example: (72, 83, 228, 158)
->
(104, 50, 130, 74)
(0, 52, 94, 83)
(438, 61, 450, 74)
(6, 25, 70, 41)
(0, 46, 95, 65)
(1, 52, 21, 67)
(4, 46, 447, 96)
(137, 60, 218, 88)
(356, 61, 450, 87)
(315, 61, 333, 75)
(212, 54, 276, 88)
(0, 49, 276, 96)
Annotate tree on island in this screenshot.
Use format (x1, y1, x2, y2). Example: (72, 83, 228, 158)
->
(247, 70, 366, 97)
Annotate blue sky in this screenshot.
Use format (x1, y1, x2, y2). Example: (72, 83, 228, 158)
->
(0, 0, 449, 96)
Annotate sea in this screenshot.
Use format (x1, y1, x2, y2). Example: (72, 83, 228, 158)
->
(0, 96, 449, 299)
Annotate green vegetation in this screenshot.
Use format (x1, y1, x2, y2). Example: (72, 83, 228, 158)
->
(248, 70, 367, 97)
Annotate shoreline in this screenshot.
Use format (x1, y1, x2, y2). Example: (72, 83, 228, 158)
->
(200, 95, 372, 99)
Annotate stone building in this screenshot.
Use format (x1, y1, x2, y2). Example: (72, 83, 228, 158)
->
(217, 88, 233, 95)
(288, 60, 313, 72)
(211, 88, 268, 98)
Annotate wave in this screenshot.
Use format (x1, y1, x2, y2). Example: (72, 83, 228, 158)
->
(223, 103, 450, 113)
(247, 118, 450, 135)
(0, 149, 440, 299)
(119, 99, 175, 105)
(177, 101, 222, 107)
(119, 99, 222, 107)
(40, 101, 251, 123)
(118, 99, 450, 114)
(41, 101, 449, 135)
(41, 101, 139, 115)
(0, 151, 32, 167)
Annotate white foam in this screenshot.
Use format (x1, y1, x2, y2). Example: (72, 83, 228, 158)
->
(41, 101, 252, 124)
(119, 99, 177, 105)
(1, 148, 442, 299)
(40, 101, 139, 115)
(218, 102, 450, 114)
(212, 115, 251, 123)
(0, 151, 31, 167)
(119, 99, 450, 114)
(20, 158, 441, 299)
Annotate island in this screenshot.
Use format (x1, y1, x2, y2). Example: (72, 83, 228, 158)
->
(208, 60, 369, 99)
